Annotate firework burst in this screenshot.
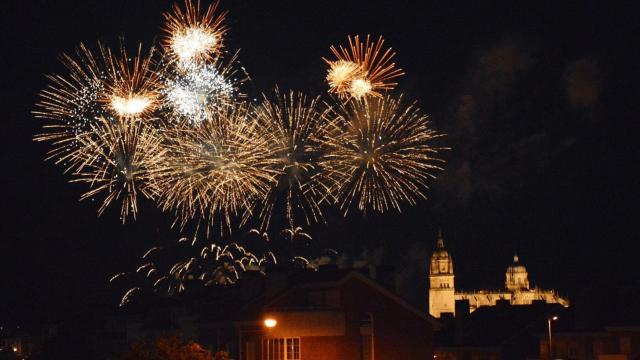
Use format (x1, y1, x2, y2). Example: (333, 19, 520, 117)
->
(248, 89, 334, 230)
(324, 35, 404, 99)
(326, 60, 364, 96)
(161, 51, 245, 124)
(156, 103, 281, 234)
(70, 117, 167, 221)
(35, 1, 449, 306)
(34, 43, 162, 161)
(106, 44, 163, 119)
(162, 0, 228, 64)
(317, 94, 443, 215)
(33, 43, 111, 161)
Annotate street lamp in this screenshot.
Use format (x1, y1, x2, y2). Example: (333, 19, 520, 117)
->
(548, 316, 558, 360)
(264, 318, 277, 328)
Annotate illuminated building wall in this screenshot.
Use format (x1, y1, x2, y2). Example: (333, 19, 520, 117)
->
(428, 233, 569, 318)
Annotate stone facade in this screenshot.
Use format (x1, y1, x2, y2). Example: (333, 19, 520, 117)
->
(428, 232, 569, 318)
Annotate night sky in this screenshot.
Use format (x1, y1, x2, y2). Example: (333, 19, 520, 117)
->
(1, 1, 638, 326)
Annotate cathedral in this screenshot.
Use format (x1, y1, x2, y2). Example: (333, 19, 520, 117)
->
(428, 231, 570, 318)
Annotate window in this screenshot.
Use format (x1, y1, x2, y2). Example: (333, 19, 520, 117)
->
(262, 338, 300, 360)
(246, 341, 256, 360)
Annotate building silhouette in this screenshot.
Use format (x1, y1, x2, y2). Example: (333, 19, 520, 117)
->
(429, 231, 569, 318)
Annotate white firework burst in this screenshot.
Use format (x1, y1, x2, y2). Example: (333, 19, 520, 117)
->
(161, 53, 244, 124)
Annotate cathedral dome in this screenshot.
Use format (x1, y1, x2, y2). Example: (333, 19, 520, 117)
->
(506, 254, 527, 273)
(505, 254, 529, 291)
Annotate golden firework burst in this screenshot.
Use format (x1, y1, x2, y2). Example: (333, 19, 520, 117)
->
(326, 60, 364, 96)
(317, 94, 444, 215)
(106, 44, 162, 119)
(162, 0, 228, 64)
(33, 43, 111, 161)
(155, 103, 281, 234)
(324, 35, 404, 99)
(70, 117, 167, 221)
(34, 43, 162, 161)
(248, 89, 334, 230)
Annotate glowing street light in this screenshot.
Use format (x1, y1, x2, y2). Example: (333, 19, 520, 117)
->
(548, 315, 558, 359)
(264, 318, 277, 328)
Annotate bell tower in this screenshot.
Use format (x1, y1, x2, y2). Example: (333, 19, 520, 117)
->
(429, 230, 455, 317)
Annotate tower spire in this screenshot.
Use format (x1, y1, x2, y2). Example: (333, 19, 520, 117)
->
(437, 228, 444, 249)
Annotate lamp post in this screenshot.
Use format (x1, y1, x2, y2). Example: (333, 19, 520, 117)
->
(547, 316, 558, 360)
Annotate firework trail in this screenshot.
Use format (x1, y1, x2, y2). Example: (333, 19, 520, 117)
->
(120, 287, 141, 307)
(317, 94, 444, 215)
(109, 272, 126, 283)
(281, 226, 313, 242)
(143, 246, 163, 259)
(114, 226, 319, 303)
(324, 35, 404, 99)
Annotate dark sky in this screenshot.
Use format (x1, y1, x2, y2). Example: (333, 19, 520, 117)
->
(1, 1, 638, 326)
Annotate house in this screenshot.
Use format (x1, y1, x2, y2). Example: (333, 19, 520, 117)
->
(195, 267, 439, 360)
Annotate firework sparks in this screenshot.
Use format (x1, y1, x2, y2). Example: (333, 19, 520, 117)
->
(324, 35, 404, 99)
(156, 103, 281, 233)
(281, 226, 313, 242)
(143, 246, 163, 259)
(109, 272, 125, 282)
(349, 78, 373, 99)
(34, 42, 162, 170)
(161, 53, 243, 124)
(36, 0, 449, 306)
(326, 60, 363, 95)
(247, 90, 333, 230)
(162, 0, 228, 64)
(110, 95, 153, 118)
(105, 44, 162, 119)
(317, 94, 444, 215)
(33, 43, 111, 161)
(69, 117, 167, 221)
(120, 287, 141, 307)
